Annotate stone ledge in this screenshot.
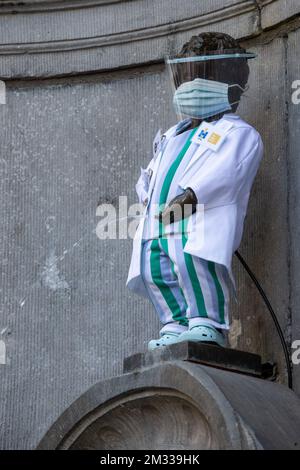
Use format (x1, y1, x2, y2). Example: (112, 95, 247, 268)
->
(123, 341, 263, 378)
(0, 0, 259, 78)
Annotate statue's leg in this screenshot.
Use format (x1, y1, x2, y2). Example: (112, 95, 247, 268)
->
(187, 257, 231, 331)
(165, 235, 230, 332)
(140, 238, 189, 336)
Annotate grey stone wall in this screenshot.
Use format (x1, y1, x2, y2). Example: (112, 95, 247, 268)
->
(0, 0, 300, 449)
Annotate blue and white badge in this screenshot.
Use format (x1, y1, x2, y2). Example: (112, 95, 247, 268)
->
(191, 120, 232, 152)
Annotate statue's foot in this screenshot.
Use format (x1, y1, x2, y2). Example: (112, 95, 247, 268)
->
(178, 324, 225, 347)
(148, 332, 182, 351)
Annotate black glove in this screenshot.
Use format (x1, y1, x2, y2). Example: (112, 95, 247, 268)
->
(158, 188, 198, 225)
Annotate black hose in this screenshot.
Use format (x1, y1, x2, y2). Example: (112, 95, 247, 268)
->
(235, 250, 293, 390)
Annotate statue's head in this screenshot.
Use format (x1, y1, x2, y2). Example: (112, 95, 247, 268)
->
(166, 32, 255, 121)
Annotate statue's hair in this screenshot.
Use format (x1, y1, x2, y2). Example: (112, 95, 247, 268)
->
(177, 32, 247, 57)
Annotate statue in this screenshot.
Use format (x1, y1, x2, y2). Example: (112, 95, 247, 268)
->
(127, 32, 263, 350)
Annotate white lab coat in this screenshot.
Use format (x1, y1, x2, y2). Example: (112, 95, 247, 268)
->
(127, 113, 264, 298)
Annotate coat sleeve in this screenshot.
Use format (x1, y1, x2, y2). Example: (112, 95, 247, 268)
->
(180, 126, 263, 209)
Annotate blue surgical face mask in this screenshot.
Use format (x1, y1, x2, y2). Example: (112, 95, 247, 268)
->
(173, 77, 245, 119)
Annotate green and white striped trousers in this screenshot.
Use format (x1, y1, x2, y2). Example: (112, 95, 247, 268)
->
(141, 234, 231, 335)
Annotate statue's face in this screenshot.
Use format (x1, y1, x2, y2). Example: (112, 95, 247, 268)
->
(172, 59, 248, 88)
(173, 61, 212, 86)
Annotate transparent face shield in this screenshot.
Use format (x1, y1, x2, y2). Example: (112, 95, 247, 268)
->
(165, 52, 256, 121)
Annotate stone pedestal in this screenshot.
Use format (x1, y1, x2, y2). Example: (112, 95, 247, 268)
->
(37, 343, 300, 450)
(123, 341, 263, 377)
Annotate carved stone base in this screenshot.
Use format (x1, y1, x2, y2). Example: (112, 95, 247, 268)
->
(37, 351, 300, 450)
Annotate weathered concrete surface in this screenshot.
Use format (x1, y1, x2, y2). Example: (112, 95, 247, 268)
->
(37, 360, 300, 450)
(229, 38, 290, 382)
(260, 0, 300, 30)
(0, 71, 173, 449)
(0, 0, 259, 78)
(287, 27, 300, 394)
(0, 0, 299, 450)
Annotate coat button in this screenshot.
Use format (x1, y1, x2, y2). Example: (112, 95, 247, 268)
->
(143, 198, 149, 206)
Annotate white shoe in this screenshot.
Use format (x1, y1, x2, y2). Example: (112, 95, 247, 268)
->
(148, 331, 182, 351)
(178, 324, 225, 347)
